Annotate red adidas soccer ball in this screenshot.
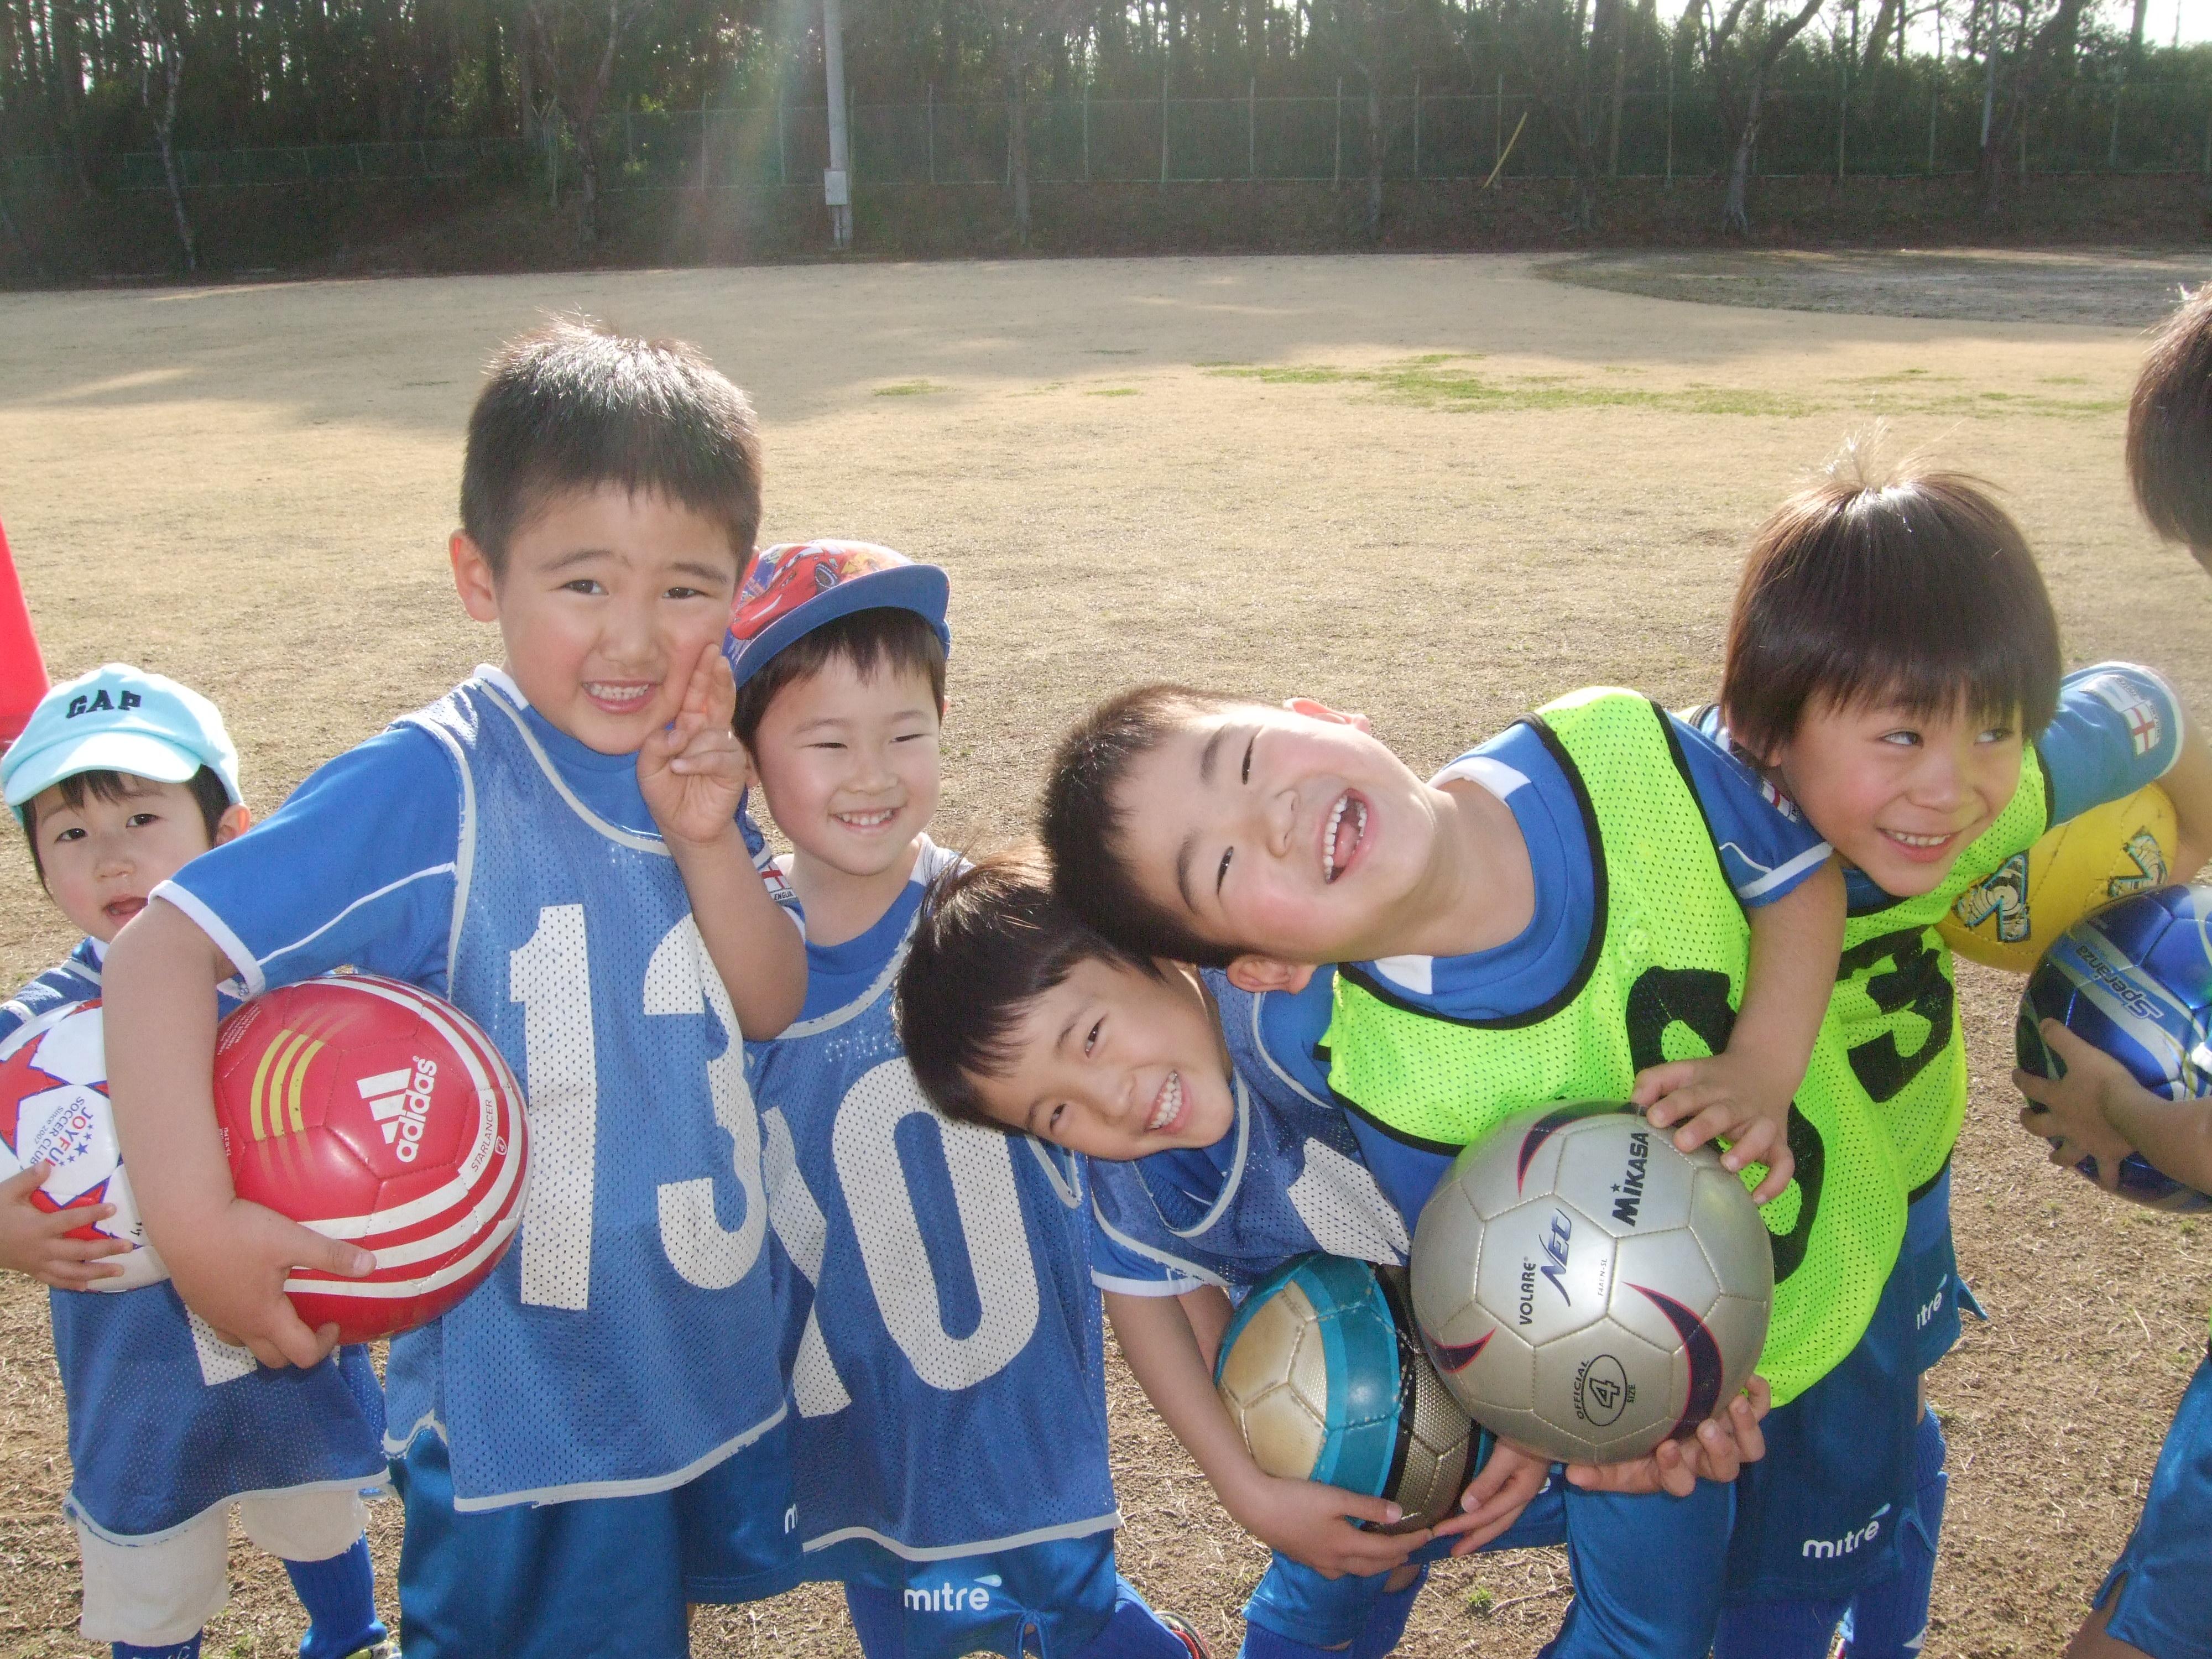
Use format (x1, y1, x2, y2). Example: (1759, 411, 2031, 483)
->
(213, 973, 528, 1343)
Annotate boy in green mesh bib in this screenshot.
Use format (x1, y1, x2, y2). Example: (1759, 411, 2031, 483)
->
(1691, 451, 2212, 1659)
(1040, 680, 1901, 1659)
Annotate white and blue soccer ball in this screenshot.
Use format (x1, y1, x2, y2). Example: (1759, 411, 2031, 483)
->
(1409, 1102, 1772, 1464)
(2017, 882, 2212, 1213)
(1214, 1253, 1474, 1531)
(0, 1000, 167, 1291)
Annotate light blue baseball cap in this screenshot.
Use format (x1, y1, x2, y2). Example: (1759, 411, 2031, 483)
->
(1, 664, 242, 822)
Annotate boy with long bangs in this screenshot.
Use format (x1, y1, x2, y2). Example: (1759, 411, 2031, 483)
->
(1996, 289, 2212, 1659)
(1035, 681, 1906, 1659)
(718, 541, 1208, 1659)
(1, 665, 393, 1659)
(1695, 450, 2212, 1659)
(898, 850, 1778, 1659)
(102, 319, 810, 1657)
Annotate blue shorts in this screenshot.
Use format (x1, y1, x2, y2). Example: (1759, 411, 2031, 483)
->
(1724, 1227, 1919, 1606)
(838, 1531, 1125, 1659)
(2095, 1353, 2212, 1659)
(1905, 1167, 1985, 1375)
(1243, 1480, 1567, 1649)
(388, 1420, 799, 1658)
(1546, 1480, 1733, 1659)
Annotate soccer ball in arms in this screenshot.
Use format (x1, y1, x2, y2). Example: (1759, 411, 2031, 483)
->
(1214, 1254, 1474, 1532)
(213, 973, 529, 1342)
(2017, 883, 2212, 1213)
(1410, 1102, 1772, 1464)
(0, 1000, 167, 1291)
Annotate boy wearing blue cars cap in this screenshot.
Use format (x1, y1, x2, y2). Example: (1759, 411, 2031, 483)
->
(1, 664, 393, 1659)
(699, 540, 1211, 1659)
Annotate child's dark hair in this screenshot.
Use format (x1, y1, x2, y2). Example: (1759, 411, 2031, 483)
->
(1041, 684, 1262, 970)
(461, 315, 764, 577)
(2128, 285, 2212, 562)
(733, 608, 948, 751)
(20, 766, 232, 887)
(898, 848, 1157, 1134)
(1721, 446, 2062, 759)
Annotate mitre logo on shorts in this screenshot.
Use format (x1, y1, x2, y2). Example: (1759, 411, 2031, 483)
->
(356, 1057, 438, 1162)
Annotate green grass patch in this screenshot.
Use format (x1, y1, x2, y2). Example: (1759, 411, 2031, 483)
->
(1086, 387, 1141, 397)
(873, 379, 947, 397)
(1203, 357, 1814, 416)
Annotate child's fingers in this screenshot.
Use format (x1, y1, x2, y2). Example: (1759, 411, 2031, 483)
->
(1667, 1097, 1737, 1155)
(706, 647, 738, 727)
(1335, 1491, 1404, 1531)
(0, 1161, 50, 1201)
(1630, 1061, 1699, 1115)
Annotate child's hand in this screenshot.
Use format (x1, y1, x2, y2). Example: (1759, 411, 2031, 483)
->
(1632, 1054, 1794, 1203)
(2013, 1020, 2152, 1191)
(1223, 1472, 1426, 1579)
(1434, 1438, 1552, 1555)
(1565, 1376, 1772, 1496)
(166, 1199, 374, 1368)
(1563, 1375, 1773, 1496)
(0, 1164, 133, 1289)
(637, 643, 750, 852)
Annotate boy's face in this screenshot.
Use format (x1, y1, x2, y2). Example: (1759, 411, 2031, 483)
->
(1110, 701, 1438, 966)
(749, 655, 941, 880)
(962, 956, 1236, 1160)
(451, 485, 743, 757)
(29, 775, 247, 943)
(1756, 695, 2023, 898)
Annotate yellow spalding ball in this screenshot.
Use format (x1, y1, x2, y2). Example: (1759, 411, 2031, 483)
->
(1938, 784, 2178, 973)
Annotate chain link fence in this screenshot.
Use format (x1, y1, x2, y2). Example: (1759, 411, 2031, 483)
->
(12, 74, 2210, 199)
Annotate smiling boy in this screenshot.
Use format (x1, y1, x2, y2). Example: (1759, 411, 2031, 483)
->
(1038, 680, 1913, 1659)
(101, 320, 808, 1658)
(1693, 454, 2212, 1659)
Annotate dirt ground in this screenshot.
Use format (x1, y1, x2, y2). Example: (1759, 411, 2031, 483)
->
(1545, 246, 2210, 328)
(1, 251, 2209, 1658)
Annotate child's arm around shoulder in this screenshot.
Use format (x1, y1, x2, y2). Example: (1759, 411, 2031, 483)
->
(104, 901, 373, 1365)
(638, 644, 805, 1039)
(1634, 714, 1846, 1202)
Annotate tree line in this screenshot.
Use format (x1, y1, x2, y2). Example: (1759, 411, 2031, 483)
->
(1, 0, 2201, 262)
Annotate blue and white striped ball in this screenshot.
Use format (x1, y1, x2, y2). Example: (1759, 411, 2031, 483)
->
(2017, 883, 2212, 1213)
(1214, 1253, 1475, 1531)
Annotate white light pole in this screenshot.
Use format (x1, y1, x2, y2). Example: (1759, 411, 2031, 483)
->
(822, 0, 852, 249)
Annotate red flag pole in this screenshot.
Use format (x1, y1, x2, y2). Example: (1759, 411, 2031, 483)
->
(0, 519, 50, 748)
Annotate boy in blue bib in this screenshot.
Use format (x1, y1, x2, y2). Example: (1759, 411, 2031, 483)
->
(2, 664, 390, 1659)
(100, 321, 810, 1658)
(722, 541, 1208, 1659)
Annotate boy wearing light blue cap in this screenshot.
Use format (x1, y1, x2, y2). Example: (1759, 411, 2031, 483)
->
(0, 663, 394, 1659)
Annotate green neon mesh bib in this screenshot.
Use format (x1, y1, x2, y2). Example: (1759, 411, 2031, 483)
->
(1833, 746, 2049, 1197)
(1323, 688, 1905, 1405)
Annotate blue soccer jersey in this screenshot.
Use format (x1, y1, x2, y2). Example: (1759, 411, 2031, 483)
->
(1089, 969, 1408, 1298)
(3, 942, 388, 1542)
(161, 670, 789, 1510)
(749, 841, 1126, 1653)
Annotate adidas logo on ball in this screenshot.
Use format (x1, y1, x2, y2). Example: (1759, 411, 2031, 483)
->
(357, 1058, 439, 1161)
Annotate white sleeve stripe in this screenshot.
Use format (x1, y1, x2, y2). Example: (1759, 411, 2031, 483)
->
(151, 881, 267, 999)
(245, 864, 457, 981)
(1736, 840, 1833, 901)
(1091, 1271, 1201, 1296)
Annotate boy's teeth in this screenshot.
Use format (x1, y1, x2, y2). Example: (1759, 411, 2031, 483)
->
(1146, 1072, 1183, 1132)
(1325, 795, 1347, 882)
(839, 808, 895, 827)
(1887, 830, 1950, 847)
(586, 682, 651, 705)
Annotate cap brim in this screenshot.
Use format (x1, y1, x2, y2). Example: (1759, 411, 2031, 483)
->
(727, 564, 953, 688)
(3, 730, 205, 809)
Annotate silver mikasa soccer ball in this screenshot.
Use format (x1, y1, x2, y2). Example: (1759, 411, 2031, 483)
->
(1410, 1102, 1773, 1464)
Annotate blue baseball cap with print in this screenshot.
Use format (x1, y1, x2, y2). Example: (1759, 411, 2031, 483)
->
(723, 540, 951, 690)
(2, 664, 243, 823)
